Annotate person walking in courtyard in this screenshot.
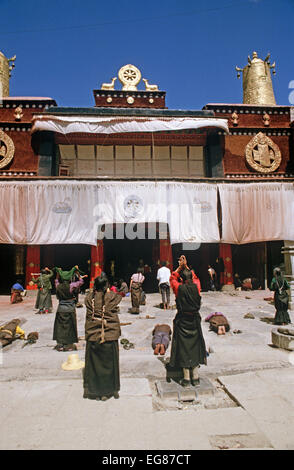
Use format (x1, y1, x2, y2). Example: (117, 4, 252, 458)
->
(53, 272, 87, 351)
(32, 267, 54, 314)
(157, 261, 171, 309)
(129, 268, 145, 314)
(270, 267, 291, 325)
(84, 273, 121, 401)
(169, 256, 207, 387)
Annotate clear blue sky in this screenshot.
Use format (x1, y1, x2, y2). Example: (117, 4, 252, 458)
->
(1, 0, 293, 109)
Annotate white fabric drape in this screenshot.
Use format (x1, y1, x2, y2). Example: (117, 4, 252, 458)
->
(26, 182, 97, 245)
(31, 114, 229, 135)
(0, 180, 220, 245)
(0, 183, 27, 244)
(166, 182, 219, 244)
(219, 182, 294, 244)
(1, 180, 293, 246)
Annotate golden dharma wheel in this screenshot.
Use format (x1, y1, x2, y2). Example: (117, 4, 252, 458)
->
(118, 64, 141, 90)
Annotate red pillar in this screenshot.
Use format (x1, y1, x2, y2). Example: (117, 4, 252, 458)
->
(159, 238, 173, 270)
(90, 240, 104, 288)
(219, 243, 233, 285)
(26, 245, 40, 290)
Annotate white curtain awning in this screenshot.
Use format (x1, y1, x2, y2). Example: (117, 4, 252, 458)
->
(31, 114, 229, 135)
(219, 182, 294, 244)
(1, 180, 293, 246)
(0, 180, 220, 245)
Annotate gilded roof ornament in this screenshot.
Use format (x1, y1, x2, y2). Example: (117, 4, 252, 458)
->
(101, 77, 117, 90)
(14, 106, 23, 121)
(0, 51, 16, 97)
(99, 65, 160, 92)
(142, 78, 159, 91)
(245, 132, 281, 173)
(118, 64, 141, 91)
(0, 130, 15, 169)
(236, 51, 276, 105)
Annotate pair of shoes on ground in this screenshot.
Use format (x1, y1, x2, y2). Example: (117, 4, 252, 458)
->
(179, 378, 200, 387)
(154, 344, 166, 356)
(120, 338, 134, 350)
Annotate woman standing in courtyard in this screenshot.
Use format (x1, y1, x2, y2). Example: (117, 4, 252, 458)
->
(84, 273, 122, 401)
(270, 268, 291, 326)
(53, 272, 87, 351)
(32, 267, 54, 314)
(169, 256, 207, 387)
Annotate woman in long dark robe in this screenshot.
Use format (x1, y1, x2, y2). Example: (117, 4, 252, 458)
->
(84, 274, 122, 401)
(270, 268, 291, 325)
(170, 267, 207, 387)
(32, 268, 54, 313)
(53, 276, 85, 351)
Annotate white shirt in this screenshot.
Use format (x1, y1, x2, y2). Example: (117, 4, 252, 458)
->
(157, 266, 171, 286)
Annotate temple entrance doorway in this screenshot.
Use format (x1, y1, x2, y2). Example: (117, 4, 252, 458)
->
(103, 237, 156, 293)
(102, 222, 171, 293)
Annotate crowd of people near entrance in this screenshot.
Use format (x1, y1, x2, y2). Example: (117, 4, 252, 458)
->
(7, 255, 292, 402)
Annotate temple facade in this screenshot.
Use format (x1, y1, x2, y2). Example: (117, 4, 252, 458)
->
(0, 56, 293, 299)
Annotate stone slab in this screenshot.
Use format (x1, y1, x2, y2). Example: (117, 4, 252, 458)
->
(119, 378, 152, 397)
(209, 432, 273, 450)
(272, 328, 294, 351)
(218, 370, 294, 449)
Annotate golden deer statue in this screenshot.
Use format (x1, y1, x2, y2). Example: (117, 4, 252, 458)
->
(101, 77, 117, 90)
(142, 78, 159, 91)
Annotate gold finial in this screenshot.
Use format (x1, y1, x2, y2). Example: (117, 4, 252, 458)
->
(14, 106, 23, 121)
(0, 51, 16, 97)
(236, 51, 276, 105)
(263, 112, 270, 126)
(231, 111, 239, 126)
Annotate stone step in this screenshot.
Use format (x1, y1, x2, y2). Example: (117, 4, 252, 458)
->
(155, 377, 215, 402)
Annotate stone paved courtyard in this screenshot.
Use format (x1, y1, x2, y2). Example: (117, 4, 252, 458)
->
(0, 288, 294, 450)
